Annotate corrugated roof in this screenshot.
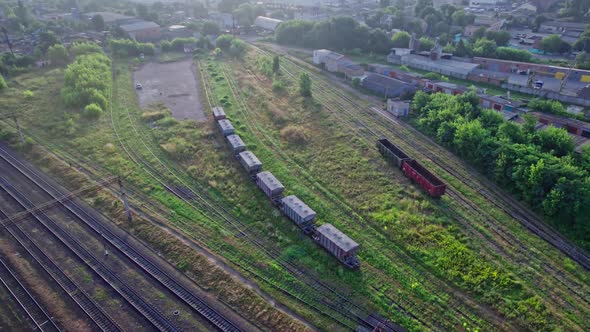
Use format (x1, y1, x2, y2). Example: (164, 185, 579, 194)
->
(256, 171, 284, 192)
(363, 73, 409, 90)
(282, 195, 316, 220)
(239, 151, 262, 168)
(213, 106, 225, 117)
(317, 223, 358, 252)
(120, 21, 160, 32)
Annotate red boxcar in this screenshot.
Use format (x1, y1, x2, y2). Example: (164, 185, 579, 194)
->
(402, 160, 446, 198)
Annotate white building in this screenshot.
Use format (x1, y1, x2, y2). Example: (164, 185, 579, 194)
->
(387, 99, 410, 117)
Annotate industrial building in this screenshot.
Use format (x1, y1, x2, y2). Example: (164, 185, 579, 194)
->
(386, 100, 410, 117)
(120, 21, 161, 41)
(397, 54, 479, 79)
(361, 74, 416, 98)
(254, 16, 283, 31)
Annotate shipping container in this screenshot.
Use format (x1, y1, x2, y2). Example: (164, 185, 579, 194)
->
(402, 160, 446, 197)
(376, 139, 412, 168)
(256, 171, 284, 201)
(238, 151, 262, 175)
(281, 195, 316, 233)
(313, 223, 360, 269)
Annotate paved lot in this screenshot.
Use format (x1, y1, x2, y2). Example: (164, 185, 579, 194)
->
(133, 59, 206, 121)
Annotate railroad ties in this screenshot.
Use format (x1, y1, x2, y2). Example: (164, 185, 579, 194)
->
(0, 146, 242, 332)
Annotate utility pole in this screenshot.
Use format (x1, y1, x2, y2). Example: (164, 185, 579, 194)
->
(118, 178, 132, 223)
(1, 26, 14, 56)
(13, 116, 25, 145)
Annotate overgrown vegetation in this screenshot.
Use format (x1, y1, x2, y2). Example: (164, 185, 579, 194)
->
(109, 38, 156, 57)
(413, 91, 590, 233)
(61, 52, 111, 118)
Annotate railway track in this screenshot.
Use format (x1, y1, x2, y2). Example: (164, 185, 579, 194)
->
(268, 47, 590, 273)
(263, 47, 590, 305)
(246, 46, 590, 324)
(0, 145, 243, 332)
(0, 254, 61, 332)
(222, 58, 496, 329)
(0, 172, 178, 331)
(212, 59, 497, 330)
(0, 197, 123, 332)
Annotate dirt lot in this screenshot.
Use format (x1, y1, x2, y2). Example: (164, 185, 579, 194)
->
(133, 59, 206, 121)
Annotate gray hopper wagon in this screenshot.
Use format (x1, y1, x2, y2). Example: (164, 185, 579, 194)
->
(376, 138, 411, 168)
(238, 151, 262, 176)
(256, 171, 284, 203)
(212, 106, 226, 120)
(217, 119, 235, 137)
(314, 223, 360, 269)
(281, 195, 316, 234)
(226, 134, 246, 155)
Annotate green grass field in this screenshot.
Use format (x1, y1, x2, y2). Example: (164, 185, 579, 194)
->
(1, 49, 589, 331)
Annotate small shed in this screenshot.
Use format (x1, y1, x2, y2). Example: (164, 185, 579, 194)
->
(238, 151, 262, 175)
(212, 106, 226, 120)
(217, 119, 235, 137)
(226, 134, 246, 154)
(256, 171, 285, 200)
(387, 99, 410, 117)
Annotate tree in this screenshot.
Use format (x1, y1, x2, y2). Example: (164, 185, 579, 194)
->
(15, 0, 31, 27)
(495, 47, 532, 62)
(202, 21, 220, 36)
(532, 126, 574, 157)
(367, 28, 392, 54)
(574, 26, 590, 52)
(379, 0, 390, 8)
(486, 30, 511, 46)
(418, 37, 434, 51)
(454, 39, 472, 57)
(91, 14, 105, 31)
(391, 31, 410, 48)
(228, 38, 247, 58)
(0, 74, 7, 90)
(414, 0, 433, 16)
(541, 35, 571, 54)
(299, 72, 312, 97)
(215, 34, 234, 51)
(473, 38, 497, 57)
(48, 44, 69, 66)
(497, 122, 526, 144)
(39, 31, 59, 54)
(575, 52, 590, 70)
(136, 4, 150, 19)
(471, 27, 487, 41)
(272, 55, 280, 73)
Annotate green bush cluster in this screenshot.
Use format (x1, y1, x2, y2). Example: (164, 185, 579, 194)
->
(109, 39, 155, 57)
(414, 91, 590, 226)
(69, 42, 103, 56)
(61, 53, 112, 118)
(161, 37, 198, 52)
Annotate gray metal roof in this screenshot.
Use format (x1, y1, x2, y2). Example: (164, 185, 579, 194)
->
(362, 74, 409, 90)
(282, 195, 316, 220)
(120, 21, 160, 32)
(317, 223, 359, 252)
(401, 55, 479, 76)
(239, 151, 262, 168)
(256, 171, 284, 192)
(226, 134, 245, 149)
(217, 119, 234, 131)
(212, 106, 225, 117)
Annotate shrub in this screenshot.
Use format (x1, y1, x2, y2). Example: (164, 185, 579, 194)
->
(141, 111, 168, 122)
(215, 34, 234, 51)
(272, 79, 286, 93)
(61, 53, 111, 115)
(110, 39, 155, 57)
(280, 125, 310, 144)
(48, 44, 69, 66)
(70, 42, 103, 56)
(83, 103, 103, 118)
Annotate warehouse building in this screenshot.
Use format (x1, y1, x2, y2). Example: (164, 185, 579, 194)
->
(254, 16, 283, 31)
(361, 74, 416, 98)
(397, 54, 479, 79)
(120, 21, 161, 41)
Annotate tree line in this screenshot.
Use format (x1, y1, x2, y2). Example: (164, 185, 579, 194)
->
(412, 91, 590, 233)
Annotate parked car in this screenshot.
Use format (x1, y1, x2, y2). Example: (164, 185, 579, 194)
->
(136, 83, 143, 90)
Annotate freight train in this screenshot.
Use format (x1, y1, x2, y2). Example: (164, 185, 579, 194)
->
(377, 138, 446, 198)
(214, 107, 360, 269)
